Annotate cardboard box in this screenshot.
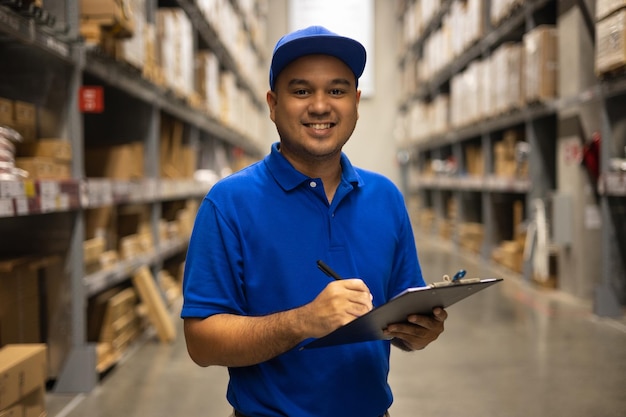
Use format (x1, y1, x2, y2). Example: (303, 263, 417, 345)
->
(19, 386, 45, 417)
(17, 139, 72, 162)
(596, 0, 626, 21)
(84, 143, 144, 179)
(0, 98, 13, 125)
(596, 10, 626, 75)
(0, 344, 47, 411)
(132, 266, 176, 343)
(524, 25, 558, 102)
(12, 102, 35, 127)
(0, 404, 22, 417)
(80, 0, 135, 38)
(15, 157, 71, 180)
(0, 260, 41, 346)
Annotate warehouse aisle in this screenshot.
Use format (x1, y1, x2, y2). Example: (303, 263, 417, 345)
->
(47, 239, 626, 417)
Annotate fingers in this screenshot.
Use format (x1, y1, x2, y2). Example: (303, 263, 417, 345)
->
(383, 308, 447, 351)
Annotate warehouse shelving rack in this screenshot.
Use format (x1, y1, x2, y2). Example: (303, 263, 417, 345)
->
(396, 0, 625, 317)
(0, 0, 268, 393)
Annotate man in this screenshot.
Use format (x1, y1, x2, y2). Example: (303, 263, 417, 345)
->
(181, 26, 447, 417)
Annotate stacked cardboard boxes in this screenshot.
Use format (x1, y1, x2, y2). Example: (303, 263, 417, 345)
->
(0, 98, 36, 142)
(596, 2, 626, 76)
(0, 344, 47, 417)
(16, 138, 72, 180)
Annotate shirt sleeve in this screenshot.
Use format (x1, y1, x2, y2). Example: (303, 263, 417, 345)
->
(181, 196, 246, 319)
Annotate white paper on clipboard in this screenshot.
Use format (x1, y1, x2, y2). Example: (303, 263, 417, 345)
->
(302, 278, 503, 349)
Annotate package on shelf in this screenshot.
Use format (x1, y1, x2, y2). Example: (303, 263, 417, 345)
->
(98, 288, 141, 354)
(423, 22, 452, 80)
(490, 0, 523, 27)
(132, 266, 176, 343)
(465, 144, 484, 176)
(420, 0, 442, 29)
(0, 260, 41, 346)
(0, 98, 13, 126)
(16, 138, 72, 162)
(523, 25, 558, 103)
(0, 344, 47, 414)
(14, 157, 70, 180)
(451, 61, 482, 127)
(80, 0, 135, 39)
(494, 129, 527, 178)
(459, 222, 484, 253)
(195, 50, 221, 117)
(492, 42, 524, 115)
(417, 208, 436, 233)
(0, 96, 36, 142)
(407, 101, 428, 143)
(160, 116, 196, 179)
(596, 0, 626, 21)
(157, 270, 180, 306)
(431, 94, 450, 136)
(84, 236, 106, 265)
(492, 240, 524, 272)
(596, 9, 626, 76)
(109, 0, 146, 70)
(84, 142, 145, 179)
(156, 8, 194, 99)
(218, 70, 238, 126)
(449, 0, 484, 58)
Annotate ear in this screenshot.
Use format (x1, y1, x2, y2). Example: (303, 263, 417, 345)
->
(355, 89, 361, 120)
(266, 90, 277, 122)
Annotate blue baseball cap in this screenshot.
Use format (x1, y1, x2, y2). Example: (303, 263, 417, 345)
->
(269, 25, 367, 90)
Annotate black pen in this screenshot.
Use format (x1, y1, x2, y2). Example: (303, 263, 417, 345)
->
(316, 260, 344, 281)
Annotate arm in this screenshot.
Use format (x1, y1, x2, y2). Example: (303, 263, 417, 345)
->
(184, 278, 373, 367)
(384, 307, 447, 351)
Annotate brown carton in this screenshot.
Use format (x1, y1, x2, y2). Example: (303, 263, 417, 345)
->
(0, 344, 47, 411)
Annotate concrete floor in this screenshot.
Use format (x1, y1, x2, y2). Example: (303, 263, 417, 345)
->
(47, 239, 626, 417)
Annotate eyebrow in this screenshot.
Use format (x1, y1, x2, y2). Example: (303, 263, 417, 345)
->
(287, 78, 354, 88)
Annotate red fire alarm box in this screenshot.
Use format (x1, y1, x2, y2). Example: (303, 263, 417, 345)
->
(79, 86, 104, 113)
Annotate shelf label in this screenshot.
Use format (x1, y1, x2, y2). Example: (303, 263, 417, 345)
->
(0, 199, 15, 217)
(79, 86, 104, 113)
(14, 197, 28, 215)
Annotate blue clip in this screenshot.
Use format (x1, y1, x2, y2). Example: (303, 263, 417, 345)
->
(451, 269, 466, 282)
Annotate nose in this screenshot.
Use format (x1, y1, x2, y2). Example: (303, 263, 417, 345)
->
(307, 91, 331, 115)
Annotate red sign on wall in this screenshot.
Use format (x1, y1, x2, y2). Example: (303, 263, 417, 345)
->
(79, 86, 104, 113)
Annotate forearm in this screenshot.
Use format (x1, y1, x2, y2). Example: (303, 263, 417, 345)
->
(184, 309, 309, 367)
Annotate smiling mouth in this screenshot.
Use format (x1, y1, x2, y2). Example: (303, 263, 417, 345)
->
(305, 123, 333, 129)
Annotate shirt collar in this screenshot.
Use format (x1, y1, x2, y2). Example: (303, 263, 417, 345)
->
(264, 142, 363, 191)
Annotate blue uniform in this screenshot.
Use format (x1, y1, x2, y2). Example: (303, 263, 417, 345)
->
(181, 143, 425, 417)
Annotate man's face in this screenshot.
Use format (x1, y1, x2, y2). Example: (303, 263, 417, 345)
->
(266, 54, 361, 165)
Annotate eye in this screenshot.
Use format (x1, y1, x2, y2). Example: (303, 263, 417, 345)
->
(293, 89, 309, 96)
(329, 88, 345, 96)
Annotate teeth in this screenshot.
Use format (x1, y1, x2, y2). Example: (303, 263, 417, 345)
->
(309, 123, 331, 129)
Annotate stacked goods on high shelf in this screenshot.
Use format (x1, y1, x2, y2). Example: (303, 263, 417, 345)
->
(79, 1, 266, 141)
(401, 24, 557, 144)
(595, 1, 626, 76)
(196, 0, 267, 96)
(0, 344, 47, 417)
(490, 0, 523, 27)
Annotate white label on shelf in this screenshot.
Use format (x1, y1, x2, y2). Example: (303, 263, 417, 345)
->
(57, 194, 70, 210)
(39, 180, 60, 196)
(40, 195, 56, 212)
(14, 196, 28, 215)
(0, 199, 14, 217)
(0, 181, 25, 198)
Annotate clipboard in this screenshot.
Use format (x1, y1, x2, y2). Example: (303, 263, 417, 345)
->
(302, 277, 502, 349)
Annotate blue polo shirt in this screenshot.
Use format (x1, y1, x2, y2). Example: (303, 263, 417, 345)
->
(182, 143, 425, 417)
